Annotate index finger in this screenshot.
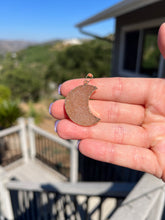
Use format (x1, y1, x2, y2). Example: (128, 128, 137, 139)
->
(60, 77, 153, 105)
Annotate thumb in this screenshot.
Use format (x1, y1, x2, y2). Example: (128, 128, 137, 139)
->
(158, 23, 165, 58)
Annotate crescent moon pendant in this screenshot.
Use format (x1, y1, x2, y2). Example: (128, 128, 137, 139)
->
(65, 85, 100, 126)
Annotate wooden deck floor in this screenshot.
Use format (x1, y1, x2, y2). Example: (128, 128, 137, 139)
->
(3, 158, 67, 184)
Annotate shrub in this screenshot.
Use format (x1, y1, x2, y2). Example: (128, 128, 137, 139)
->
(0, 100, 23, 128)
(0, 85, 11, 103)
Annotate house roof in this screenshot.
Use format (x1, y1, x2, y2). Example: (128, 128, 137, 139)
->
(76, 0, 162, 28)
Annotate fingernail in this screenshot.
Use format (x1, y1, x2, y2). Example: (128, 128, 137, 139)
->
(49, 103, 53, 115)
(77, 140, 81, 150)
(58, 84, 62, 95)
(55, 120, 60, 132)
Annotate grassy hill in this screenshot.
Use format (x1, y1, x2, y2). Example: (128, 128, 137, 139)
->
(0, 38, 112, 101)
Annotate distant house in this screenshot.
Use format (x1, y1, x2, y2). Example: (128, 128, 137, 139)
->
(63, 38, 82, 46)
(76, 0, 165, 78)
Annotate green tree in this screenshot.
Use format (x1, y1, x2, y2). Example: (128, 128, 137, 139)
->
(45, 39, 112, 84)
(1, 66, 45, 101)
(0, 39, 112, 101)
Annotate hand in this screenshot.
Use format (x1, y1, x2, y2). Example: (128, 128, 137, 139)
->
(50, 23, 165, 181)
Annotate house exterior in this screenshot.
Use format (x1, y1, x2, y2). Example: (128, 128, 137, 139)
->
(76, 0, 165, 78)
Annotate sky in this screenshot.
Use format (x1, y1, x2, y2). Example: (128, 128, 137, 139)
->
(0, 0, 121, 42)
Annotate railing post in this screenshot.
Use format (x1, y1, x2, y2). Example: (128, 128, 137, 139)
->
(17, 117, 29, 163)
(70, 141, 78, 183)
(0, 173, 14, 220)
(28, 117, 36, 159)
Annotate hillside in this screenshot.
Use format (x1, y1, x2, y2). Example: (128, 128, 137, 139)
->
(0, 38, 112, 101)
(0, 40, 36, 55)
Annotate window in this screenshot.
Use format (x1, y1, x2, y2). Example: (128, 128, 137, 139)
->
(140, 28, 160, 76)
(123, 31, 139, 72)
(122, 27, 161, 77)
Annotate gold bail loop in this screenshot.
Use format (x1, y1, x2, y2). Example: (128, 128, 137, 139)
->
(84, 73, 93, 85)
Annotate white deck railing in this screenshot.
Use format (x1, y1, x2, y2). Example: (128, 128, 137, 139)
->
(0, 118, 28, 165)
(28, 118, 78, 183)
(0, 118, 29, 220)
(6, 180, 134, 219)
(6, 174, 165, 220)
(0, 117, 79, 219)
(110, 174, 165, 220)
(0, 117, 79, 182)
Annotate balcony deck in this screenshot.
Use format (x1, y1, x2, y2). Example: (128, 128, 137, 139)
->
(0, 157, 67, 219)
(3, 158, 67, 184)
(1, 158, 122, 220)
(1, 118, 165, 219)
